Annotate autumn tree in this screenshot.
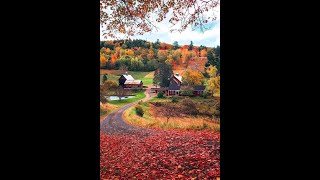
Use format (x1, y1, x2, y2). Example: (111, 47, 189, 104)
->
(100, 0, 219, 38)
(147, 49, 155, 61)
(206, 65, 220, 96)
(111, 54, 118, 66)
(126, 49, 135, 56)
(158, 103, 180, 123)
(172, 49, 182, 64)
(157, 50, 168, 62)
(104, 48, 111, 54)
(200, 49, 207, 57)
(115, 47, 121, 58)
(100, 53, 107, 68)
(182, 70, 205, 86)
(166, 54, 176, 69)
(100, 80, 119, 103)
(115, 86, 130, 101)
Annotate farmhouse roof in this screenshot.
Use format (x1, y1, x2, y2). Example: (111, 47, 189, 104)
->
(122, 74, 134, 81)
(193, 85, 206, 91)
(124, 80, 142, 85)
(168, 83, 181, 90)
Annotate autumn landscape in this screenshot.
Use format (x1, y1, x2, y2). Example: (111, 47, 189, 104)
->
(100, 0, 220, 179)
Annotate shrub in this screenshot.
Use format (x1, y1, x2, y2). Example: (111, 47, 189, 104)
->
(138, 100, 143, 105)
(180, 90, 193, 97)
(171, 96, 179, 103)
(135, 105, 144, 117)
(157, 91, 164, 98)
(181, 97, 198, 115)
(202, 92, 208, 99)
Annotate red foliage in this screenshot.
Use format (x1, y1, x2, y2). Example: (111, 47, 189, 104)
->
(100, 130, 220, 179)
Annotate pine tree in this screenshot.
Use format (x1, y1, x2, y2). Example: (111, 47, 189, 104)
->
(153, 62, 173, 87)
(102, 74, 108, 83)
(173, 41, 179, 50)
(188, 41, 193, 50)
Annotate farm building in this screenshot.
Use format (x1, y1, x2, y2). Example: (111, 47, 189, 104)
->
(192, 85, 206, 96)
(119, 72, 143, 89)
(152, 72, 206, 96)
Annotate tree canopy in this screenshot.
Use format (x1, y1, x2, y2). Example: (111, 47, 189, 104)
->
(100, 0, 219, 38)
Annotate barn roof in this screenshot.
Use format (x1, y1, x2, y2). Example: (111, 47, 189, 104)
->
(122, 74, 134, 81)
(124, 80, 142, 85)
(174, 73, 182, 82)
(168, 83, 181, 90)
(193, 85, 206, 91)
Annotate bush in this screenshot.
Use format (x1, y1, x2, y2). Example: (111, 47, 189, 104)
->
(202, 92, 208, 99)
(180, 90, 194, 97)
(181, 97, 198, 115)
(138, 100, 143, 105)
(157, 91, 164, 98)
(135, 105, 144, 117)
(171, 96, 179, 103)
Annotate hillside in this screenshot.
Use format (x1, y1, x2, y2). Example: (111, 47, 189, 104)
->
(100, 39, 219, 73)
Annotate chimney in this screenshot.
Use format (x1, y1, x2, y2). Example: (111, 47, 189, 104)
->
(125, 72, 128, 75)
(175, 73, 179, 76)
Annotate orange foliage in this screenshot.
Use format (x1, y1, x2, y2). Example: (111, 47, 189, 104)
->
(115, 47, 121, 58)
(111, 54, 117, 65)
(126, 49, 134, 56)
(200, 49, 207, 57)
(104, 48, 111, 54)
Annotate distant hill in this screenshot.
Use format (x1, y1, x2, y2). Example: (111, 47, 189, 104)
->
(100, 39, 218, 73)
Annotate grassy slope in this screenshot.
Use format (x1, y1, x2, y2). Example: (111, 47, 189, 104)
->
(123, 98, 220, 131)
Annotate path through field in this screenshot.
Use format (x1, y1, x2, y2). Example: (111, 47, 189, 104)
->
(100, 86, 220, 179)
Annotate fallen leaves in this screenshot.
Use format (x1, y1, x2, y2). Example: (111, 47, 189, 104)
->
(100, 130, 220, 179)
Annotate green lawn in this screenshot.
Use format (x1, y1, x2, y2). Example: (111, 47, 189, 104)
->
(108, 90, 146, 107)
(140, 77, 153, 85)
(148, 96, 171, 102)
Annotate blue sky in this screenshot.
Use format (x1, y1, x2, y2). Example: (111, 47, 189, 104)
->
(100, 5, 220, 48)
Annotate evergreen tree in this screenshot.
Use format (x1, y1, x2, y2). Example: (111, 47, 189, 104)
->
(154, 39, 160, 49)
(102, 74, 108, 83)
(213, 46, 220, 74)
(206, 48, 214, 67)
(188, 41, 193, 50)
(153, 62, 173, 87)
(173, 41, 179, 50)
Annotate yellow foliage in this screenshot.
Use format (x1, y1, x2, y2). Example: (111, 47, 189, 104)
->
(206, 65, 218, 78)
(206, 65, 220, 96)
(183, 70, 205, 86)
(126, 49, 134, 56)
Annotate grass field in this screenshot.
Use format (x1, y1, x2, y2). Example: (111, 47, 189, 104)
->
(107, 90, 146, 107)
(100, 70, 154, 85)
(123, 101, 220, 132)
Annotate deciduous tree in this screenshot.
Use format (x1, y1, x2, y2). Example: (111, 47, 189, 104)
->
(100, 0, 219, 38)
(182, 70, 205, 86)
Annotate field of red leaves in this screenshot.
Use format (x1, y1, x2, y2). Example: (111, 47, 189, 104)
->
(100, 130, 220, 179)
